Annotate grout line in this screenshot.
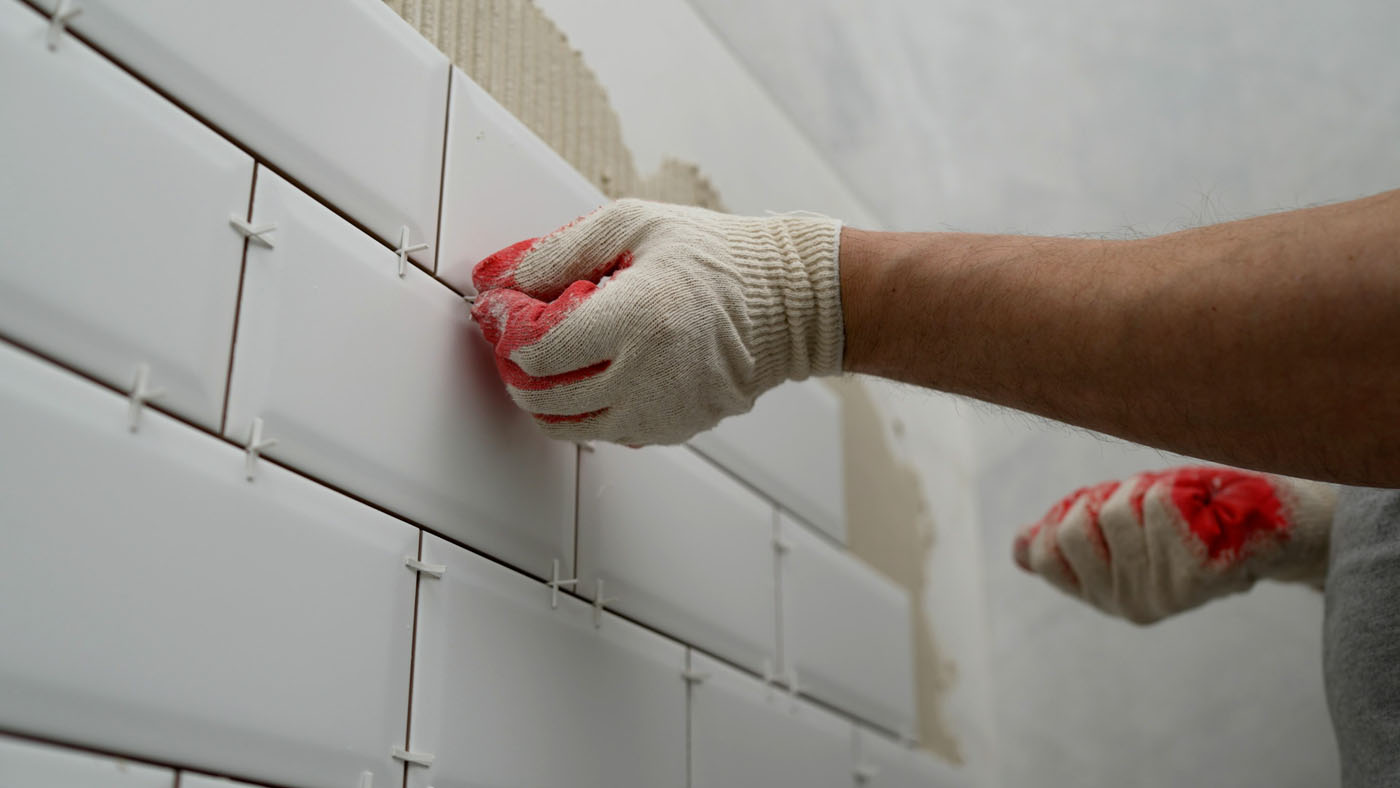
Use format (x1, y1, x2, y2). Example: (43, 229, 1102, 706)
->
(400, 529, 425, 788)
(218, 162, 260, 436)
(431, 65, 453, 277)
(0, 727, 302, 788)
(572, 442, 582, 575)
(772, 507, 786, 685)
(0, 329, 907, 740)
(684, 649, 695, 788)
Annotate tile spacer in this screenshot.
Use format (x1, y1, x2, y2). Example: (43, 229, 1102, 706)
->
(244, 417, 277, 481)
(229, 215, 277, 248)
(126, 364, 165, 433)
(390, 746, 434, 767)
(762, 659, 779, 700)
(681, 669, 710, 685)
(853, 763, 880, 784)
(404, 557, 446, 578)
(772, 535, 792, 555)
(547, 558, 578, 609)
(357, 772, 373, 788)
(592, 578, 617, 628)
(394, 226, 429, 277)
(46, 0, 81, 51)
(575, 441, 596, 453)
(461, 293, 477, 306)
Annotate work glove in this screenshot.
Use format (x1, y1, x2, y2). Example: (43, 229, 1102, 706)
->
(1013, 466, 1336, 624)
(469, 199, 844, 445)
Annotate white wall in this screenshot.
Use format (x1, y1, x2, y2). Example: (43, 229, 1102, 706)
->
(681, 1, 1400, 786)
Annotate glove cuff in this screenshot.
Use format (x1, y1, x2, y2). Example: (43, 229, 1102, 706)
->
(736, 214, 844, 390)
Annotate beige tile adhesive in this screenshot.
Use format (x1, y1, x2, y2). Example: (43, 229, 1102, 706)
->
(385, 0, 725, 210)
(386, 0, 961, 761)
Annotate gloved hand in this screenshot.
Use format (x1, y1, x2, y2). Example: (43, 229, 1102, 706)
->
(469, 199, 844, 445)
(1013, 466, 1336, 624)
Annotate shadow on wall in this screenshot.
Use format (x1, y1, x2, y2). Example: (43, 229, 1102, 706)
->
(827, 376, 962, 762)
(385, 0, 727, 210)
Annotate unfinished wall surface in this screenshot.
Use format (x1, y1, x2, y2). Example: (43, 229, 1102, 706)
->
(684, 1, 1400, 786)
(0, 0, 949, 786)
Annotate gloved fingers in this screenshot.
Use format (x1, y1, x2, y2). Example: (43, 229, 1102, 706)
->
(1055, 485, 1120, 609)
(472, 281, 599, 349)
(472, 201, 648, 299)
(1025, 514, 1081, 594)
(506, 362, 618, 420)
(1013, 483, 1093, 572)
(1096, 475, 1155, 612)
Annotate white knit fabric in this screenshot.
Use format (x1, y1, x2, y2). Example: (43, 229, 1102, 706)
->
(470, 199, 844, 445)
(1014, 467, 1337, 624)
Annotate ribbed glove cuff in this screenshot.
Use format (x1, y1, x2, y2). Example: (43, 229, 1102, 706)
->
(733, 214, 844, 389)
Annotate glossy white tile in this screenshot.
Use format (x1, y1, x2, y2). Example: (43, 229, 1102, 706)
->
(576, 443, 777, 675)
(691, 380, 846, 542)
(436, 68, 607, 293)
(407, 534, 687, 788)
(223, 169, 575, 579)
(0, 341, 416, 788)
(0, 1, 251, 430)
(29, 0, 448, 270)
(181, 774, 271, 788)
(854, 727, 970, 788)
(0, 735, 173, 788)
(689, 651, 853, 788)
(779, 511, 916, 736)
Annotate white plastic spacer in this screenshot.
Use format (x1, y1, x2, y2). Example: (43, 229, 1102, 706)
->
(762, 659, 779, 700)
(405, 557, 446, 578)
(229, 215, 277, 248)
(548, 558, 578, 609)
(576, 441, 595, 453)
(853, 763, 880, 784)
(46, 0, 81, 51)
(357, 771, 373, 788)
(394, 226, 429, 277)
(244, 417, 277, 481)
(592, 578, 617, 628)
(462, 293, 477, 306)
(681, 669, 710, 685)
(126, 364, 165, 433)
(390, 746, 434, 767)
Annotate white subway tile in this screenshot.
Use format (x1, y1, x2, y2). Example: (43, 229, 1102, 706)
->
(0, 1, 252, 430)
(29, 0, 447, 270)
(691, 380, 846, 542)
(0, 342, 416, 788)
(407, 534, 687, 788)
(779, 511, 916, 736)
(689, 651, 854, 788)
(436, 69, 606, 293)
(223, 170, 575, 579)
(0, 735, 173, 788)
(182, 775, 270, 788)
(576, 443, 777, 675)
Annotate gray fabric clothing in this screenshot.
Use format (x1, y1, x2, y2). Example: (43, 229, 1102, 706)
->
(1325, 486, 1400, 787)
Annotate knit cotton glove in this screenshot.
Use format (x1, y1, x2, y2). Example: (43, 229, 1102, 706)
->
(1012, 466, 1337, 624)
(468, 199, 844, 445)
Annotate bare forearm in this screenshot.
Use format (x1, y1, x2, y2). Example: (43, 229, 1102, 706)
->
(841, 189, 1400, 485)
